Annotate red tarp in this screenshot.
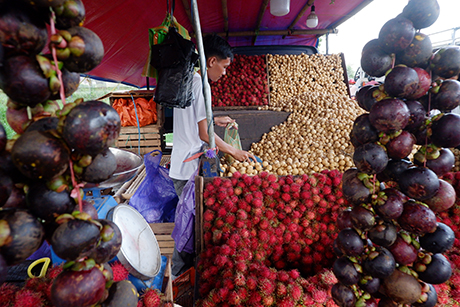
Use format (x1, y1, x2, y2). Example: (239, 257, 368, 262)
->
(83, 0, 369, 88)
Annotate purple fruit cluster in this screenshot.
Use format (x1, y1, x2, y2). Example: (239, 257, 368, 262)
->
(333, 1, 460, 306)
(0, 1, 135, 307)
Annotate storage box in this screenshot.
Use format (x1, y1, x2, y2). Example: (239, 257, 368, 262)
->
(116, 124, 163, 155)
(172, 267, 195, 307)
(102, 91, 165, 154)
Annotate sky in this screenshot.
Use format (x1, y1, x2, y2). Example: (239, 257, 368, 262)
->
(320, 0, 460, 72)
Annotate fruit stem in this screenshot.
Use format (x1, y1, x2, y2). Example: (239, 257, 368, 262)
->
(49, 12, 66, 105)
(68, 159, 84, 213)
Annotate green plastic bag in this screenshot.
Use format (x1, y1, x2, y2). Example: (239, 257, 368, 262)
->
(142, 13, 191, 79)
(224, 122, 242, 164)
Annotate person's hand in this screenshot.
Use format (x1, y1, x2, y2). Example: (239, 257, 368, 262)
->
(232, 149, 256, 163)
(214, 116, 235, 127)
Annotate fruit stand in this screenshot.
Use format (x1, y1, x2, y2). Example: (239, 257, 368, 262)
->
(3, 0, 460, 307)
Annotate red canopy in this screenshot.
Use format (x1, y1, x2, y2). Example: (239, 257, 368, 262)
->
(83, 0, 371, 88)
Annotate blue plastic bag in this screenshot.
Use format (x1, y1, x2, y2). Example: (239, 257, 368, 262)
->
(129, 150, 179, 223)
(171, 169, 198, 253)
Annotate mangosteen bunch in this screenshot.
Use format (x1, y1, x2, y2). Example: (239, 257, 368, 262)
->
(0, 1, 138, 306)
(332, 0, 460, 306)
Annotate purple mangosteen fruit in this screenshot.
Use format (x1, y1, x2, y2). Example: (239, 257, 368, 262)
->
(432, 79, 460, 112)
(430, 46, 460, 79)
(398, 200, 437, 235)
(396, 33, 432, 69)
(384, 65, 419, 99)
(398, 166, 439, 201)
(369, 98, 410, 133)
(378, 16, 415, 54)
(430, 113, 460, 148)
(401, 0, 440, 29)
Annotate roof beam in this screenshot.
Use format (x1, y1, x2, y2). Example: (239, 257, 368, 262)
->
(206, 28, 338, 37)
(252, 0, 270, 45)
(221, 0, 229, 36)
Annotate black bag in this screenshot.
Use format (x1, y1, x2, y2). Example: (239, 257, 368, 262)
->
(151, 27, 199, 108)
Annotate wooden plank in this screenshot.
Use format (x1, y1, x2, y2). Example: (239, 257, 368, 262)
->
(195, 176, 204, 256)
(155, 234, 173, 241)
(117, 134, 161, 141)
(120, 125, 161, 134)
(340, 52, 352, 98)
(150, 222, 175, 235)
(120, 147, 161, 155)
(159, 247, 175, 255)
(116, 140, 161, 147)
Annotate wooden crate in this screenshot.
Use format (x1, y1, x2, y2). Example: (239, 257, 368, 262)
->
(149, 222, 175, 256)
(116, 124, 163, 155)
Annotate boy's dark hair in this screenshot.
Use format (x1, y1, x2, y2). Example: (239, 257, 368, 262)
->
(203, 34, 234, 61)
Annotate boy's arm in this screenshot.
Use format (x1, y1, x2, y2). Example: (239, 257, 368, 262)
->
(198, 119, 256, 162)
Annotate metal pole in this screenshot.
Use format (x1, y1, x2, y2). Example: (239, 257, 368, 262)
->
(191, 0, 216, 149)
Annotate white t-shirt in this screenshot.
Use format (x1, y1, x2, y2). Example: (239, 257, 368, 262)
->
(169, 72, 207, 180)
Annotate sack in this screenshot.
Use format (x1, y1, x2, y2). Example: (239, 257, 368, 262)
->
(171, 169, 198, 253)
(142, 13, 191, 80)
(129, 150, 179, 223)
(151, 27, 199, 109)
(112, 97, 157, 127)
(223, 122, 242, 164)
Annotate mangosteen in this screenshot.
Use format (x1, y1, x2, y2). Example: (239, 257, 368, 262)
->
(51, 265, 106, 307)
(1, 55, 51, 107)
(402, 0, 440, 29)
(0, 3, 48, 56)
(403, 100, 427, 133)
(432, 79, 460, 112)
(54, 0, 86, 29)
(378, 16, 415, 54)
(360, 85, 385, 112)
(398, 200, 437, 235)
(101, 280, 139, 307)
(331, 283, 356, 307)
(11, 129, 70, 180)
(0, 208, 45, 265)
(25, 116, 59, 133)
(415, 148, 455, 178)
(419, 222, 455, 254)
(387, 233, 419, 266)
(359, 275, 381, 294)
(89, 219, 122, 264)
(398, 166, 439, 201)
(406, 68, 432, 100)
(337, 208, 354, 231)
(353, 142, 388, 175)
(0, 170, 13, 207)
(350, 113, 379, 147)
(63, 26, 104, 73)
(385, 130, 416, 160)
(369, 98, 410, 133)
(413, 283, 438, 307)
(415, 253, 452, 284)
(423, 179, 456, 213)
(350, 205, 375, 231)
(361, 45, 393, 78)
(362, 246, 396, 279)
(430, 46, 460, 79)
(333, 256, 361, 286)
(48, 68, 81, 100)
(342, 168, 379, 205)
(82, 148, 117, 183)
(377, 158, 413, 183)
(384, 66, 419, 99)
(356, 85, 373, 110)
(26, 180, 76, 223)
(367, 221, 397, 248)
(372, 188, 406, 221)
(383, 269, 422, 304)
(3, 185, 27, 209)
(62, 100, 121, 156)
(335, 228, 365, 257)
(396, 33, 432, 69)
(51, 218, 101, 261)
(430, 113, 460, 148)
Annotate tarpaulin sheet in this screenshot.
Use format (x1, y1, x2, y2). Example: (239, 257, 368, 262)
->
(83, 0, 368, 88)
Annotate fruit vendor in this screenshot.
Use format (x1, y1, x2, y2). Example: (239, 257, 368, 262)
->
(169, 34, 255, 279)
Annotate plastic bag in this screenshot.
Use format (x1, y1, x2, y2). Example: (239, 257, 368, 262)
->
(171, 169, 198, 253)
(112, 97, 157, 127)
(223, 122, 242, 164)
(129, 150, 179, 223)
(151, 27, 199, 109)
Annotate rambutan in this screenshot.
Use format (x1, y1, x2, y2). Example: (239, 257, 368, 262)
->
(203, 209, 215, 222)
(270, 182, 279, 190)
(248, 291, 262, 304)
(205, 197, 216, 207)
(234, 186, 243, 195)
(289, 283, 303, 301)
(277, 271, 290, 282)
(276, 283, 288, 297)
(234, 272, 246, 287)
(45, 264, 63, 280)
(282, 185, 290, 193)
(217, 287, 229, 301)
(111, 260, 130, 282)
(212, 177, 222, 187)
(267, 174, 277, 182)
(288, 269, 301, 280)
(224, 213, 236, 225)
(312, 195, 321, 203)
(312, 289, 328, 304)
(233, 171, 242, 179)
(13, 288, 44, 307)
(205, 183, 216, 192)
(252, 197, 263, 208)
(262, 295, 275, 307)
(253, 176, 262, 186)
(243, 174, 253, 186)
(141, 288, 162, 307)
(304, 199, 314, 208)
(214, 254, 228, 268)
(264, 187, 275, 196)
(258, 278, 275, 296)
(281, 193, 291, 202)
(287, 223, 298, 233)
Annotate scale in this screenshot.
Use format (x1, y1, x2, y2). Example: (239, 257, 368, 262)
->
(83, 147, 143, 219)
